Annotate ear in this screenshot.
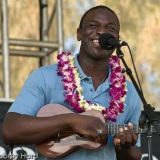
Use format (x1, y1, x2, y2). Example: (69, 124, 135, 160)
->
(77, 28, 82, 41)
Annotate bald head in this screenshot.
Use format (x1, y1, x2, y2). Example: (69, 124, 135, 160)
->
(78, 5, 120, 32)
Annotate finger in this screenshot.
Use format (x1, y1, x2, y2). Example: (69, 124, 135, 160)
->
(124, 126, 132, 147)
(128, 122, 133, 129)
(114, 137, 122, 149)
(100, 135, 108, 145)
(128, 123, 138, 145)
(114, 137, 120, 145)
(95, 129, 108, 145)
(130, 132, 138, 145)
(119, 127, 126, 146)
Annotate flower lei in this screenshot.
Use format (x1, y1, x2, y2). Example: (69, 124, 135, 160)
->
(57, 51, 127, 122)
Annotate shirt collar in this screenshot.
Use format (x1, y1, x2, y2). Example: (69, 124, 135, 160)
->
(74, 54, 111, 87)
(74, 54, 88, 80)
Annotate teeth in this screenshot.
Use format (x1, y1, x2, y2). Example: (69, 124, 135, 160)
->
(93, 39, 99, 43)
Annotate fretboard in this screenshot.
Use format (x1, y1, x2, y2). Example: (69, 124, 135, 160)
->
(106, 124, 155, 134)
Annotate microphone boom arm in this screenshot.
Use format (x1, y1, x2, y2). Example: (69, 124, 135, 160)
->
(116, 46, 160, 135)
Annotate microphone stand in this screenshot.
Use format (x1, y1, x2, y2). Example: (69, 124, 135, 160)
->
(116, 46, 160, 160)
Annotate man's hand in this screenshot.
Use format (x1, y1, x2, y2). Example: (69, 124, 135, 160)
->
(114, 123, 138, 148)
(70, 111, 108, 145)
(113, 123, 142, 160)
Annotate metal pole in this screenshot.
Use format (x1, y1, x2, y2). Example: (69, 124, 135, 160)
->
(147, 123, 153, 160)
(1, 0, 10, 98)
(45, 1, 56, 35)
(56, 0, 64, 53)
(39, 0, 49, 66)
(0, 48, 54, 57)
(9, 39, 59, 48)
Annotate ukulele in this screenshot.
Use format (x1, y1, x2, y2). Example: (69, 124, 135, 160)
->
(36, 104, 155, 159)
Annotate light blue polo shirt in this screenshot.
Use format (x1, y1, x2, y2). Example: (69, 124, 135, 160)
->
(9, 54, 141, 160)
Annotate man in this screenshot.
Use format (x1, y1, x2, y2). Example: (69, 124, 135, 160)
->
(2, 5, 142, 160)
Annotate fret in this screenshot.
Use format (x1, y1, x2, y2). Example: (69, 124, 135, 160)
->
(107, 124, 109, 134)
(106, 124, 141, 135)
(116, 124, 118, 134)
(108, 124, 112, 135)
(135, 125, 139, 133)
(106, 123, 158, 135)
(123, 124, 125, 129)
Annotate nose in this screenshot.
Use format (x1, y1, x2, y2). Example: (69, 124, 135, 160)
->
(96, 26, 107, 35)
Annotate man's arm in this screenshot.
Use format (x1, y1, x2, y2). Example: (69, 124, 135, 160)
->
(2, 111, 107, 145)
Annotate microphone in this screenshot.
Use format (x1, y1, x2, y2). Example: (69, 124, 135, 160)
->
(99, 33, 127, 50)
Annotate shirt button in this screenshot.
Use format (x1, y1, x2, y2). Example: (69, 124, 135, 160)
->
(89, 81, 92, 84)
(90, 88, 93, 92)
(85, 78, 90, 82)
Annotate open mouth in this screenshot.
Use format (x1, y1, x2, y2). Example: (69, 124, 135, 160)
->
(92, 39, 100, 48)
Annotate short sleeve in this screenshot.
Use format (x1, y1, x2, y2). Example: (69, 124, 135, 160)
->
(8, 69, 46, 116)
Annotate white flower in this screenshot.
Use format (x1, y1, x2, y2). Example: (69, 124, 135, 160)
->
(57, 52, 127, 122)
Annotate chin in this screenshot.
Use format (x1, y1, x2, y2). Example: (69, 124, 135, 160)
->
(90, 53, 110, 61)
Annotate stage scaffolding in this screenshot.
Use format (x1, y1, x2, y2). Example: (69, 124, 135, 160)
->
(0, 0, 64, 101)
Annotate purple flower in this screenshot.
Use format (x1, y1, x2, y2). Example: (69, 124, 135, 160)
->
(57, 52, 127, 122)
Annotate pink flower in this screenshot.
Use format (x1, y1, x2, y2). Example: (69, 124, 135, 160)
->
(57, 52, 127, 122)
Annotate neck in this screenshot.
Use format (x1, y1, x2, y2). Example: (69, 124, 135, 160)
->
(77, 54, 109, 90)
(78, 54, 109, 77)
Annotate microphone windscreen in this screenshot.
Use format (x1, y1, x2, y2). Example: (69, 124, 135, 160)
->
(99, 33, 117, 50)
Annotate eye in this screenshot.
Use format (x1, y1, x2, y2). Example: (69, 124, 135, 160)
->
(89, 23, 97, 28)
(90, 24, 96, 26)
(106, 25, 117, 32)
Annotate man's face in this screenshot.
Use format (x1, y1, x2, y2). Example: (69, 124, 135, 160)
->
(77, 8, 120, 60)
